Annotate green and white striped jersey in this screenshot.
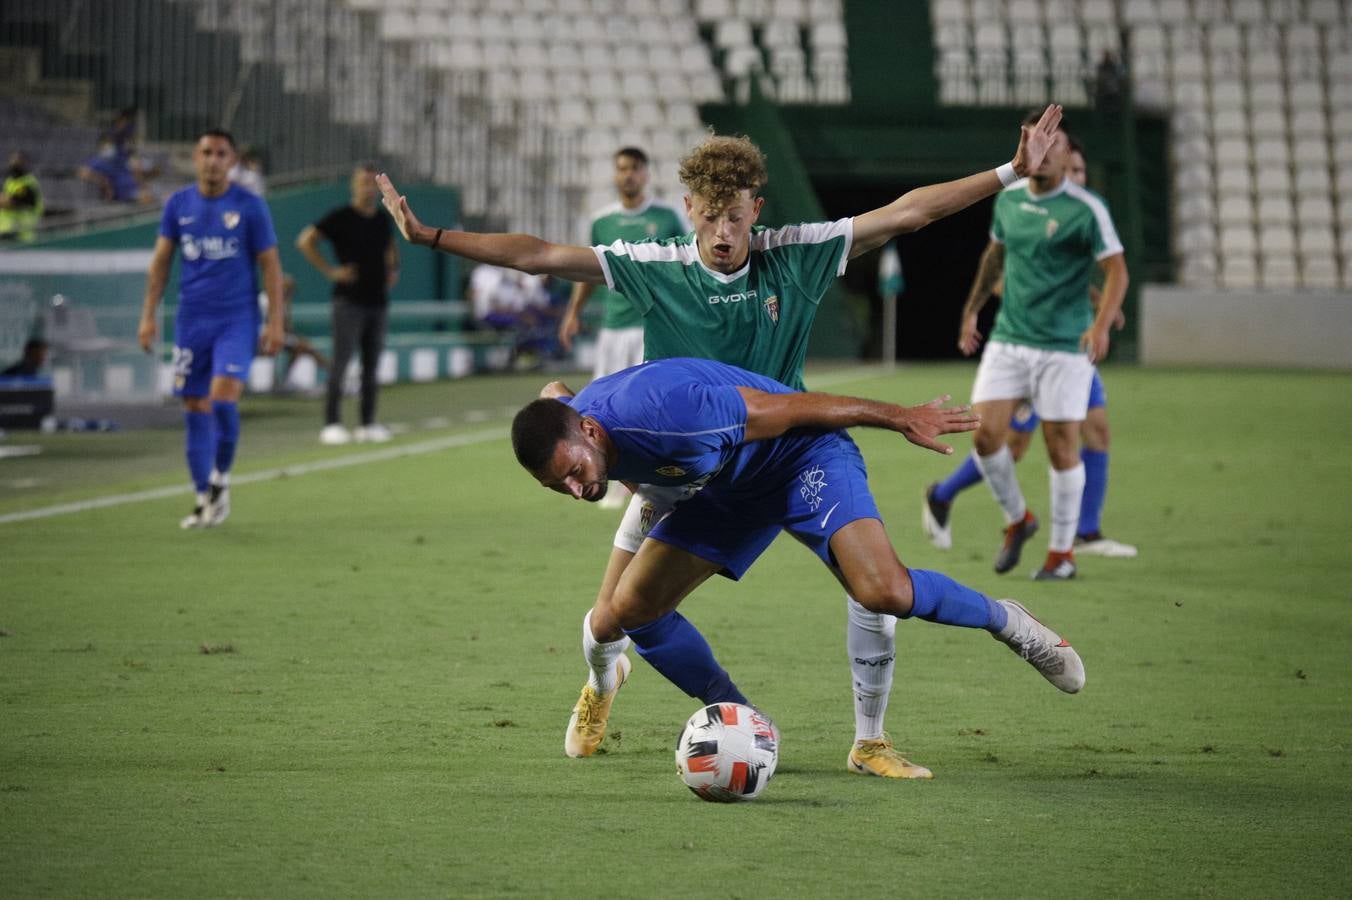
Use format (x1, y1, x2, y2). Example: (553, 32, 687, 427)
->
(586, 198, 690, 330)
(593, 219, 852, 390)
(990, 177, 1123, 353)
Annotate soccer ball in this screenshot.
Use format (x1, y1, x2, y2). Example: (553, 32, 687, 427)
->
(675, 703, 779, 802)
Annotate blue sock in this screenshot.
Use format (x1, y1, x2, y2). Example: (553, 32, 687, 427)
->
(1078, 448, 1108, 538)
(907, 568, 1007, 632)
(933, 452, 984, 504)
(625, 611, 749, 705)
(212, 400, 240, 476)
(184, 411, 215, 493)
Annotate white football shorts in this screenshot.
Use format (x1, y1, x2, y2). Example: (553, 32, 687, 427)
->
(613, 483, 703, 553)
(592, 326, 644, 379)
(971, 340, 1094, 422)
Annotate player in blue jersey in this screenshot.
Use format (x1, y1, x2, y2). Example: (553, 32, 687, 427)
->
(511, 358, 1086, 748)
(922, 140, 1136, 559)
(138, 128, 285, 528)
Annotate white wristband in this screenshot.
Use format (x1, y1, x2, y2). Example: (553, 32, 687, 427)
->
(996, 162, 1017, 187)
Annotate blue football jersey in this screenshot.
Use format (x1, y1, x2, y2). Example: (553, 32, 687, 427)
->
(159, 183, 277, 318)
(567, 358, 825, 489)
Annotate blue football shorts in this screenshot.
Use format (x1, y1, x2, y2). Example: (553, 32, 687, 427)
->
(646, 431, 881, 580)
(1009, 368, 1107, 433)
(173, 312, 258, 397)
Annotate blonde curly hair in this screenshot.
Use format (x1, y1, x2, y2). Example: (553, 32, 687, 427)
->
(678, 134, 768, 213)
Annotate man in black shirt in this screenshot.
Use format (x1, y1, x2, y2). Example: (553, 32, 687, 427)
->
(297, 163, 399, 444)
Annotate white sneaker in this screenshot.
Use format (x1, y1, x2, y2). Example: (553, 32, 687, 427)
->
(206, 484, 230, 526)
(993, 599, 1085, 693)
(1074, 535, 1138, 558)
(921, 483, 953, 550)
(354, 423, 392, 443)
(319, 424, 351, 445)
(180, 497, 209, 530)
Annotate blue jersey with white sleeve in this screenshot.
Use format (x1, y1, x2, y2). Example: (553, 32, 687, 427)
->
(567, 357, 828, 490)
(159, 183, 277, 321)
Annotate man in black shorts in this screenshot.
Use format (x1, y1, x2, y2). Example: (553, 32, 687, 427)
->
(297, 163, 399, 444)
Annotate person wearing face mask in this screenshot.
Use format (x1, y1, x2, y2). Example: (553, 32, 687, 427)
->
(0, 151, 44, 242)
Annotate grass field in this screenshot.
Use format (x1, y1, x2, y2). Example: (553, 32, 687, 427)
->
(3, 362, 1351, 898)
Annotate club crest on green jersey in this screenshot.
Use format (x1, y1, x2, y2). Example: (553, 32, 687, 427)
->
(1045, 219, 1059, 239)
(763, 294, 779, 324)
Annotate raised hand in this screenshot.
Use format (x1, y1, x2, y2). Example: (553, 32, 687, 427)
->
(1011, 104, 1063, 178)
(376, 173, 424, 245)
(895, 395, 980, 455)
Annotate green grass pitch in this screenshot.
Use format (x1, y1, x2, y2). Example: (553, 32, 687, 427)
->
(3, 363, 1351, 898)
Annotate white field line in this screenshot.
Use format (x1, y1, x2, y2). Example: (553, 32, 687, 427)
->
(0, 364, 890, 526)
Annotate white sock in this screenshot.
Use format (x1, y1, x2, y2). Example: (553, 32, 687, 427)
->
(210, 469, 229, 488)
(1049, 463, 1086, 553)
(582, 609, 631, 694)
(975, 444, 1027, 525)
(846, 595, 896, 743)
(195, 490, 210, 508)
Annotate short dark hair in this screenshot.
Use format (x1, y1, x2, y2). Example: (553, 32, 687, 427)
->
(196, 128, 237, 150)
(511, 398, 580, 473)
(615, 146, 649, 167)
(1066, 134, 1085, 156)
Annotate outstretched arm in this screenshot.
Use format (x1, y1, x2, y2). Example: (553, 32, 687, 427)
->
(377, 174, 605, 283)
(735, 388, 979, 456)
(850, 104, 1062, 257)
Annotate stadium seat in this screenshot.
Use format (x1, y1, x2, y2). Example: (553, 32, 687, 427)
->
(1295, 166, 1332, 196)
(1297, 196, 1336, 227)
(1300, 257, 1341, 288)
(1219, 255, 1259, 288)
(1253, 137, 1291, 169)
(1258, 224, 1297, 256)
(1305, 0, 1345, 26)
(1260, 259, 1299, 289)
(1120, 0, 1157, 28)
(1293, 140, 1330, 168)
(1156, 0, 1190, 24)
(1218, 195, 1254, 227)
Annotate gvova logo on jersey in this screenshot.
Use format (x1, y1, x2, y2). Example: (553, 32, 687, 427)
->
(223, 211, 241, 229)
(798, 465, 828, 512)
(763, 294, 779, 324)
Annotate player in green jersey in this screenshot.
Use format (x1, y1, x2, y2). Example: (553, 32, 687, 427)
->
(957, 112, 1129, 582)
(558, 146, 690, 509)
(377, 103, 1063, 776)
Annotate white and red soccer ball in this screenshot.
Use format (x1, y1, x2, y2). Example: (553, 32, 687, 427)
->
(675, 703, 780, 802)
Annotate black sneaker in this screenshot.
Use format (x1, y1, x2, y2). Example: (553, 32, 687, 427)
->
(994, 512, 1038, 574)
(921, 484, 953, 550)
